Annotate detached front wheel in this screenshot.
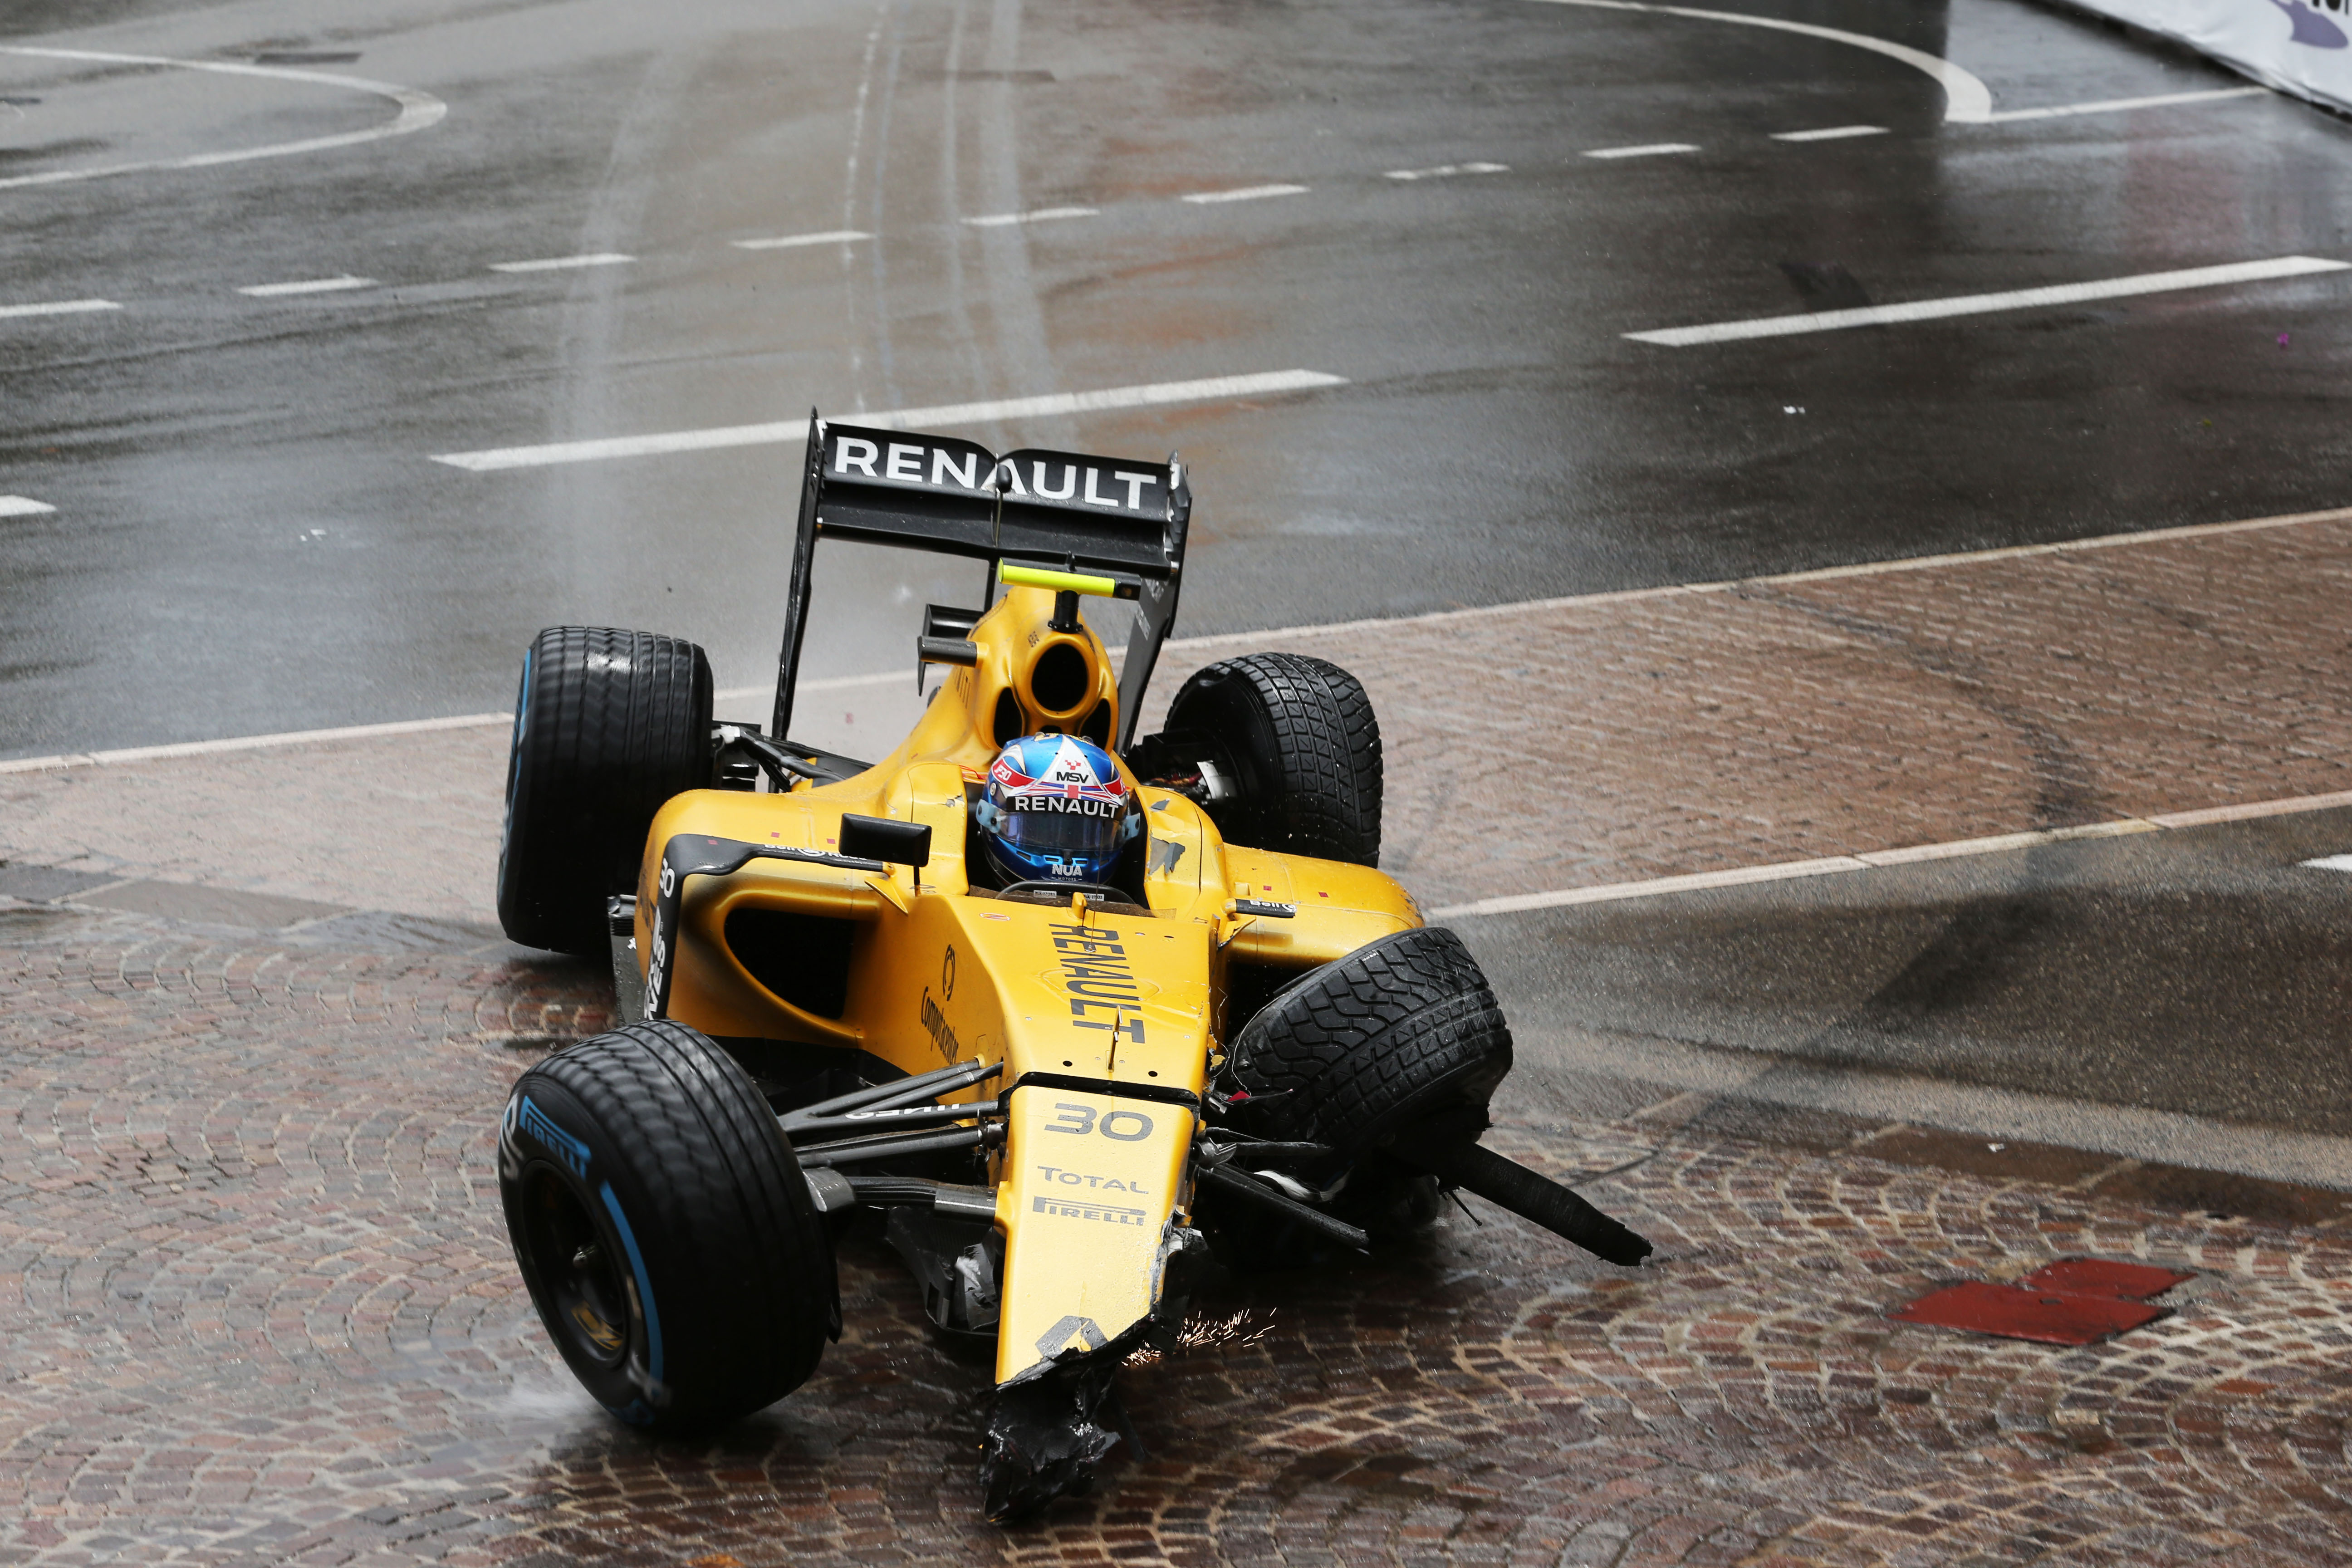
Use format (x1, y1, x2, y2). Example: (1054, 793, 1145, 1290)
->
(499, 1021, 838, 1432)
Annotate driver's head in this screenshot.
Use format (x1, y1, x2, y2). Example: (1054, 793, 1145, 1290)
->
(975, 733, 1140, 887)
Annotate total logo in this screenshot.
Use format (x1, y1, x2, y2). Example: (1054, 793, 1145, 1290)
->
(1035, 1165, 1149, 1195)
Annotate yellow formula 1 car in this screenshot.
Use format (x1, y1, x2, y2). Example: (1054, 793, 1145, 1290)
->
(491, 417, 1651, 1519)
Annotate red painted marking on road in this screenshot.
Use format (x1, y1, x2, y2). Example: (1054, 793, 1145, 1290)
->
(1888, 1280, 2166, 1346)
(2020, 1259, 2194, 1299)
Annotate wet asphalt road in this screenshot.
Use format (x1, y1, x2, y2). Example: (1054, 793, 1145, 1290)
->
(6, 0, 2352, 757)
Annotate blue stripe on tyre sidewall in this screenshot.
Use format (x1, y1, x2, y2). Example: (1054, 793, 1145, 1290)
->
(497, 646, 532, 882)
(598, 1180, 663, 1384)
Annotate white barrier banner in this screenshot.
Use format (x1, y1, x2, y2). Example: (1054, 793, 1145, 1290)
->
(2053, 0, 2352, 113)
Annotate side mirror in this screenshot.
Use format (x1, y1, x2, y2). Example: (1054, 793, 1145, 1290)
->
(839, 813, 931, 870)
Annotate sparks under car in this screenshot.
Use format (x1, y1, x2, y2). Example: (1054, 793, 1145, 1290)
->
(490, 416, 1651, 1519)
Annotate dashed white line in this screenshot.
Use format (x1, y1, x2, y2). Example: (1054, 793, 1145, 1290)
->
(2299, 853, 2352, 872)
(732, 230, 873, 250)
(1582, 142, 1699, 159)
(488, 253, 635, 273)
(1986, 86, 2268, 123)
(0, 495, 56, 517)
(1771, 124, 1887, 142)
(1626, 255, 2352, 347)
(962, 206, 1097, 227)
(236, 275, 378, 297)
(0, 299, 121, 320)
(430, 368, 1349, 472)
(1181, 184, 1309, 203)
(1385, 162, 1509, 180)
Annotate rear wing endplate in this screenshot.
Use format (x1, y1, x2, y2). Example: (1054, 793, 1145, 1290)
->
(770, 413, 1192, 750)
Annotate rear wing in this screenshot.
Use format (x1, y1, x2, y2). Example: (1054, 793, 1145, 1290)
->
(770, 412, 1192, 750)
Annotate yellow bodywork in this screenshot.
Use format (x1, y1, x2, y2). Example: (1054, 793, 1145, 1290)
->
(634, 586, 1421, 1384)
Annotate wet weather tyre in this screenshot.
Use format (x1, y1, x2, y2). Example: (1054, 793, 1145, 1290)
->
(497, 626, 713, 956)
(1231, 926, 1512, 1153)
(1162, 652, 1382, 865)
(498, 1020, 839, 1434)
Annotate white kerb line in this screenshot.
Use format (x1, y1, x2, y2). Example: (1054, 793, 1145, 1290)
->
(1181, 184, 1309, 203)
(1583, 143, 1699, 159)
(430, 368, 1349, 471)
(19, 501, 2352, 776)
(732, 230, 872, 250)
(963, 207, 1097, 227)
(0, 495, 56, 517)
(1627, 255, 2352, 347)
(237, 275, 377, 297)
(0, 672, 918, 775)
(1771, 125, 1886, 142)
(0, 299, 121, 319)
(1432, 790, 2352, 920)
(488, 253, 635, 273)
(1986, 86, 2268, 123)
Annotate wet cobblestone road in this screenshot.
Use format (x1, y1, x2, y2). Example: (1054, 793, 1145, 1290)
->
(4, 907, 2346, 1567)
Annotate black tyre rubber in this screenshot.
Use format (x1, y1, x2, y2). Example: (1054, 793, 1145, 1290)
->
(1230, 926, 1512, 1153)
(497, 626, 713, 956)
(498, 1020, 839, 1433)
(1161, 652, 1382, 866)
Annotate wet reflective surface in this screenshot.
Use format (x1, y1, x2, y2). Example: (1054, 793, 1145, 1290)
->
(8, 0, 2352, 756)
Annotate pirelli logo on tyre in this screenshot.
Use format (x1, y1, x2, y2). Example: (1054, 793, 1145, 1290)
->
(1033, 1194, 1149, 1226)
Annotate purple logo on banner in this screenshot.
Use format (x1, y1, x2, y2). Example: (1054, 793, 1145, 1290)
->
(2270, 0, 2349, 49)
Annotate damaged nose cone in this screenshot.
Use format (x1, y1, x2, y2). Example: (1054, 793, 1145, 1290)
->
(980, 1325, 1150, 1523)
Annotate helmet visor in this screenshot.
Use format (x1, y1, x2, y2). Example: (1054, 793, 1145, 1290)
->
(999, 795, 1125, 860)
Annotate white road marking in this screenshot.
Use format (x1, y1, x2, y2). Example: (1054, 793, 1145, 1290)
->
(1582, 142, 1699, 159)
(13, 500, 2352, 775)
(1987, 86, 2268, 123)
(0, 495, 56, 517)
(1434, 793, 2352, 920)
(713, 671, 900, 705)
(489, 253, 635, 273)
(430, 367, 1348, 471)
(1385, 162, 1509, 180)
(2298, 853, 2352, 872)
(1529, 0, 1994, 123)
(0, 47, 445, 189)
(1156, 503, 2352, 652)
(732, 230, 873, 250)
(1772, 124, 1887, 142)
(962, 206, 1097, 227)
(1181, 184, 1309, 203)
(1626, 255, 2350, 347)
(0, 299, 121, 320)
(0, 672, 937, 774)
(236, 275, 377, 297)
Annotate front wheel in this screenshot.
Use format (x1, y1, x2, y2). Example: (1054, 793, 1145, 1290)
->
(499, 1021, 838, 1432)
(496, 626, 713, 956)
(1230, 926, 1512, 1152)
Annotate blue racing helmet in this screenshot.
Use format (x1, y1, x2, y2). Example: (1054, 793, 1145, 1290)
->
(975, 734, 1142, 886)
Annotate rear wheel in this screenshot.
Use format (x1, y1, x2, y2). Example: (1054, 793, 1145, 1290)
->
(1140, 652, 1382, 866)
(498, 1021, 838, 1432)
(497, 626, 713, 956)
